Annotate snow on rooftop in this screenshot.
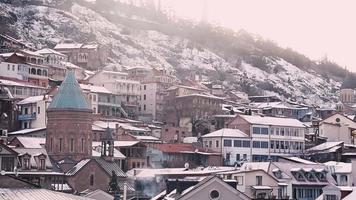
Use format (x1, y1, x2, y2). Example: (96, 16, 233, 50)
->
(13, 137, 45, 148)
(324, 161, 352, 174)
(17, 95, 49, 105)
(80, 84, 112, 94)
(307, 141, 344, 152)
(0, 78, 46, 89)
(239, 114, 305, 127)
(176, 93, 224, 100)
(133, 135, 159, 141)
(54, 43, 83, 49)
(281, 156, 317, 164)
(202, 128, 248, 138)
(240, 162, 271, 172)
(19, 49, 43, 57)
(36, 48, 66, 57)
(7, 128, 46, 135)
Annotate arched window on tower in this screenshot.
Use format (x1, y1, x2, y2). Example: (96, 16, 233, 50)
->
(90, 174, 94, 186)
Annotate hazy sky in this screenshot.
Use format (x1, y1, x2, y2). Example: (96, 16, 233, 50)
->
(163, 0, 356, 71)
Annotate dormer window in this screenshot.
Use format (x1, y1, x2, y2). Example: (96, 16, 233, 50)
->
(21, 154, 31, 170)
(305, 172, 317, 182)
(23, 157, 30, 170)
(39, 158, 45, 170)
(272, 168, 282, 179)
(316, 171, 327, 182)
(291, 168, 305, 181)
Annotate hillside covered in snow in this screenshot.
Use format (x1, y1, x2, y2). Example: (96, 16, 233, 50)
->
(0, 0, 345, 105)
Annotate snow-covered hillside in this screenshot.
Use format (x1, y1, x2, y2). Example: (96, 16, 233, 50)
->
(0, 1, 341, 104)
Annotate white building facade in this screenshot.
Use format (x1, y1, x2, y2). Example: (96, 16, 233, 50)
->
(17, 95, 51, 129)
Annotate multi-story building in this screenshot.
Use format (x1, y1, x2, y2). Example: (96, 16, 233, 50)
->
(228, 114, 306, 162)
(36, 48, 68, 81)
(54, 42, 105, 70)
(164, 87, 223, 132)
(139, 75, 176, 121)
(17, 95, 51, 129)
(0, 34, 35, 53)
(80, 84, 127, 118)
(319, 113, 356, 145)
(202, 128, 251, 165)
(340, 88, 356, 104)
(88, 70, 140, 118)
(4, 50, 49, 87)
(0, 77, 47, 99)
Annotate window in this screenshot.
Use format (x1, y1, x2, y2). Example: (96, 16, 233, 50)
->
(39, 158, 45, 170)
(234, 140, 242, 147)
(236, 154, 240, 161)
(37, 106, 40, 114)
(235, 176, 244, 185)
(144, 85, 146, 90)
(70, 138, 74, 152)
(23, 157, 30, 170)
(143, 104, 146, 111)
(224, 139, 232, 147)
(143, 94, 146, 100)
(270, 140, 275, 149)
(81, 138, 85, 152)
(215, 140, 219, 148)
(210, 190, 220, 199)
(1, 157, 14, 171)
(50, 138, 53, 151)
(242, 140, 250, 148)
(261, 141, 268, 148)
(90, 174, 94, 186)
(340, 175, 348, 184)
(253, 127, 260, 134)
(256, 176, 263, 186)
(270, 127, 274, 135)
(276, 128, 280, 135)
(12, 65, 15, 71)
(59, 138, 63, 152)
(243, 154, 247, 160)
(7, 64, 10, 70)
(261, 128, 268, 135)
(325, 195, 337, 200)
(253, 141, 261, 148)
(209, 141, 212, 147)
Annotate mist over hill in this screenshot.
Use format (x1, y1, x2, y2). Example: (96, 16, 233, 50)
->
(0, 0, 350, 105)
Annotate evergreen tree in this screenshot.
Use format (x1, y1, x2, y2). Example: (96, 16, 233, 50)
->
(108, 171, 118, 193)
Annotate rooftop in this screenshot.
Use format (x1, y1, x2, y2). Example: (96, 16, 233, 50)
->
(202, 128, 249, 138)
(0, 188, 92, 200)
(35, 48, 66, 57)
(7, 128, 46, 136)
(238, 114, 306, 127)
(17, 95, 49, 105)
(12, 137, 45, 148)
(48, 71, 90, 111)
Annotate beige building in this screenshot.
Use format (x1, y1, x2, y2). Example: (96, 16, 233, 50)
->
(319, 113, 356, 145)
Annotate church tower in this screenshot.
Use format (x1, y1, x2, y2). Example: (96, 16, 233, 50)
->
(101, 127, 115, 162)
(46, 71, 92, 161)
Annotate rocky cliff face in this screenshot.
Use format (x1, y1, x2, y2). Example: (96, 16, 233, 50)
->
(0, 0, 341, 105)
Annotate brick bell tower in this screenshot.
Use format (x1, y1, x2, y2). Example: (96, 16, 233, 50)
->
(46, 71, 92, 162)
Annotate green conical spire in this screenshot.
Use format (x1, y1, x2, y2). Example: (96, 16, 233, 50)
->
(48, 71, 90, 111)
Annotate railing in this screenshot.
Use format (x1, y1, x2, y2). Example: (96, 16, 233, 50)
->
(18, 113, 36, 120)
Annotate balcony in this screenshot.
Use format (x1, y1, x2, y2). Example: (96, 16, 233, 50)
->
(18, 113, 36, 121)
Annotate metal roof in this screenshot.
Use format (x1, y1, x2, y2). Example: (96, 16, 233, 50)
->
(48, 71, 90, 111)
(0, 188, 93, 200)
(94, 157, 127, 178)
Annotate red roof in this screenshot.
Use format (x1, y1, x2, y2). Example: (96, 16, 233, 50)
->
(152, 143, 220, 155)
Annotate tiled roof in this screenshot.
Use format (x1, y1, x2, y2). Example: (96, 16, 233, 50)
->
(48, 71, 90, 110)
